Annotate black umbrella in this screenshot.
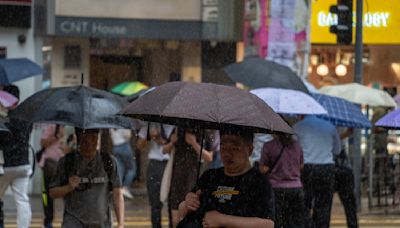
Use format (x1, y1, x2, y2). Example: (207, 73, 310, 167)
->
(121, 81, 292, 135)
(223, 57, 309, 93)
(11, 85, 133, 130)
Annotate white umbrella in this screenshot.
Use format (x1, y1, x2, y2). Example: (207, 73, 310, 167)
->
(319, 83, 396, 107)
(250, 88, 328, 115)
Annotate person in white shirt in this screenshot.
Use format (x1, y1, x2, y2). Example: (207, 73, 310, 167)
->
(137, 123, 176, 228)
(110, 129, 136, 199)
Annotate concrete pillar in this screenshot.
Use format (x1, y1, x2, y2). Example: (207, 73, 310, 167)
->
(181, 41, 202, 82)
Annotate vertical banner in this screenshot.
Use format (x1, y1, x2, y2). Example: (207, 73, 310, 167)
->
(266, 0, 296, 69)
(243, 0, 268, 58)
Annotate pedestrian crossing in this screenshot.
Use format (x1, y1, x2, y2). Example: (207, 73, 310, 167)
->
(4, 213, 400, 228)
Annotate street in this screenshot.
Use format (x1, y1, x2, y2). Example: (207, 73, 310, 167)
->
(3, 191, 400, 228)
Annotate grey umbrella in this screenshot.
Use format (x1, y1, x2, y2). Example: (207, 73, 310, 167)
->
(121, 81, 292, 182)
(11, 85, 133, 130)
(223, 57, 309, 93)
(121, 81, 292, 135)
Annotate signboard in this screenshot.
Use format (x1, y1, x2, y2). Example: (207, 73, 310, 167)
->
(311, 0, 400, 44)
(0, 0, 31, 28)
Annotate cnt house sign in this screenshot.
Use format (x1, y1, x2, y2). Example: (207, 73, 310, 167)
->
(54, 16, 203, 40)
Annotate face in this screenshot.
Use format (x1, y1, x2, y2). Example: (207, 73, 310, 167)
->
(77, 129, 99, 156)
(220, 134, 253, 176)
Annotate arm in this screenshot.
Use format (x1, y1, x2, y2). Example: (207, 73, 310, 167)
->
(203, 211, 274, 228)
(49, 176, 79, 199)
(339, 128, 353, 140)
(136, 138, 148, 151)
(162, 128, 178, 154)
(185, 132, 213, 162)
(113, 187, 125, 228)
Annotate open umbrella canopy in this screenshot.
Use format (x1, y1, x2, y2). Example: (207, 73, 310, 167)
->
(11, 86, 133, 130)
(0, 90, 18, 108)
(312, 93, 371, 128)
(121, 81, 293, 134)
(111, 81, 148, 96)
(0, 58, 43, 85)
(375, 109, 400, 129)
(223, 57, 309, 93)
(125, 87, 156, 102)
(250, 88, 327, 115)
(319, 83, 396, 107)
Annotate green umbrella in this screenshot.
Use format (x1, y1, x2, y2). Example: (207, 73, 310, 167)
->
(111, 81, 148, 96)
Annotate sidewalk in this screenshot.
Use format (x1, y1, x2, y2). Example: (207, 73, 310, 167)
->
(3, 185, 400, 227)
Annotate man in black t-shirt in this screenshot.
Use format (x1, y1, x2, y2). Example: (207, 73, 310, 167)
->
(178, 130, 275, 228)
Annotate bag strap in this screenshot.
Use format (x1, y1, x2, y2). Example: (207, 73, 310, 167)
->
(267, 144, 285, 174)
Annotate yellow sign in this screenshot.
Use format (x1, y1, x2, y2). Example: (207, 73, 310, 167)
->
(311, 0, 400, 44)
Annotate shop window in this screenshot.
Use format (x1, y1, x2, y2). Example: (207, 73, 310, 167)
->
(64, 45, 81, 69)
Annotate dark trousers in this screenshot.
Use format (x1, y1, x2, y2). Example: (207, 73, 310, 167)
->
(335, 166, 358, 228)
(302, 164, 335, 228)
(0, 199, 3, 228)
(146, 160, 167, 228)
(42, 159, 57, 226)
(274, 188, 305, 228)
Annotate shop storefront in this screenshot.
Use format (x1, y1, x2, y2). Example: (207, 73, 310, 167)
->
(309, 0, 400, 92)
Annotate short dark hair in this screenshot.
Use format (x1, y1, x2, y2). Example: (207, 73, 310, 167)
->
(220, 127, 253, 144)
(3, 84, 20, 100)
(74, 128, 100, 142)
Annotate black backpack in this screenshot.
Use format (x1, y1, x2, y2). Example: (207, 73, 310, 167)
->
(63, 151, 114, 191)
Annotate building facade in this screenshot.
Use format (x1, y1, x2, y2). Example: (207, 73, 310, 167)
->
(35, 0, 243, 89)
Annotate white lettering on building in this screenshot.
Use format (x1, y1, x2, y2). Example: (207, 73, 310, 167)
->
(60, 21, 127, 35)
(91, 23, 127, 35)
(317, 11, 390, 28)
(61, 21, 89, 33)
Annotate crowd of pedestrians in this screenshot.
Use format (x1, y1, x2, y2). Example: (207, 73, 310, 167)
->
(0, 84, 361, 228)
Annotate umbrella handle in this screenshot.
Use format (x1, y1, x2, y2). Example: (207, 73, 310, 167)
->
(196, 129, 205, 182)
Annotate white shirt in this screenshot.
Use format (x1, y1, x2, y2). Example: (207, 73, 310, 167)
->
(109, 129, 132, 146)
(138, 123, 175, 161)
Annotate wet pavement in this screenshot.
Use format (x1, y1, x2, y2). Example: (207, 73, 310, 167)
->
(3, 185, 400, 227)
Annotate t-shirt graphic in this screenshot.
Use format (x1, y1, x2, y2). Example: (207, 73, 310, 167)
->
(212, 186, 239, 203)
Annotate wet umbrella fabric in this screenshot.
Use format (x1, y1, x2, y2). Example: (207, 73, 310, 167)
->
(312, 93, 371, 128)
(121, 81, 293, 135)
(375, 109, 400, 129)
(250, 88, 327, 115)
(0, 90, 18, 108)
(125, 87, 156, 102)
(0, 58, 43, 85)
(11, 86, 133, 129)
(319, 83, 396, 107)
(111, 81, 148, 96)
(223, 57, 309, 93)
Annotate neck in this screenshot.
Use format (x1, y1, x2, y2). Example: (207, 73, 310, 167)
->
(224, 162, 252, 177)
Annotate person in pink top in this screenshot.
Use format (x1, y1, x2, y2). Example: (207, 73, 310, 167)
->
(38, 124, 66, 228)
(260, 133, 305, 228)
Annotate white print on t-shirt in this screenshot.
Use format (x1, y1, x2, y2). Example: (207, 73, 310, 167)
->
(212, 186, 239, 203)
(79, 177, 107, 184)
